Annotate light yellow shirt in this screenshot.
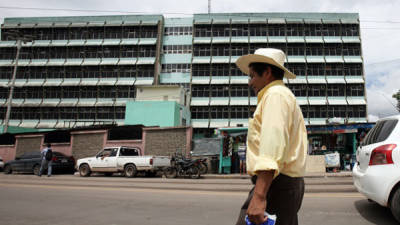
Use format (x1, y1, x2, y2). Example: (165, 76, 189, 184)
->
(246, 80, 307, 178)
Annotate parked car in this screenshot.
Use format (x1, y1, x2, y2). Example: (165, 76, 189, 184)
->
(3, 151, 75, 175)
(0, 157, 4, 171)
(353, 115, 400, 223)
(76, 146, 170, 177)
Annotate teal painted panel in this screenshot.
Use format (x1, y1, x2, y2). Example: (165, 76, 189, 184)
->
(125, 101, 180, 127)
(160, 73, 191, 83)
(162, 54, 192, 64)
(165, 17, 193, 26)
(163, 36, 193, 45)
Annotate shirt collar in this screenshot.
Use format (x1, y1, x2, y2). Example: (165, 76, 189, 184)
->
(257, 80, 284, 103)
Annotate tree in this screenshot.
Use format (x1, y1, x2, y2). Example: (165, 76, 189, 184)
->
(393, 90, 400, 112)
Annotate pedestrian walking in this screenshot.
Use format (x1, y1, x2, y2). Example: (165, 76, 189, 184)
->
(38, 143, 53, 177)
(235, 48, 308, 225)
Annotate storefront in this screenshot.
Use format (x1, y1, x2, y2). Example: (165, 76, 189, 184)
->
(307, 123, 374, 171)
(217, 127, 248, 174)
(216, 123, 375, 174)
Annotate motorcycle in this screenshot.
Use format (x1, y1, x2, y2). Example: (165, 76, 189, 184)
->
(195, 158, 208, 174)
(164, 153, 201, 179)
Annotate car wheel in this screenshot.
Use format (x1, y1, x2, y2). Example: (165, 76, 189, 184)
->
(124, 164, 137, 178)
(79, 164, 91, 177)
(33, 164, 40, 176)
(4, 165, 12, 174)
(390, 187, 400, 223)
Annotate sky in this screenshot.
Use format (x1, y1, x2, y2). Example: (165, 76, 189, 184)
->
(0, 0, 399, 121)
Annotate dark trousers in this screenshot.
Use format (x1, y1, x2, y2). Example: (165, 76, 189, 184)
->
(235, 174, 305, 225)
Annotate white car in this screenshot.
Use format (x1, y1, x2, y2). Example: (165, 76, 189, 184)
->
(353, 115, 400, 223)
(0, 157, 4, 171)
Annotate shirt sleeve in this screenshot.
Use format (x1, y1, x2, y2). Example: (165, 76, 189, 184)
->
(253, 91, 291, 177)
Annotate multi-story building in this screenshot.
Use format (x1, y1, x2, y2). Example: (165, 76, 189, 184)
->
(0, 13, 366, 135)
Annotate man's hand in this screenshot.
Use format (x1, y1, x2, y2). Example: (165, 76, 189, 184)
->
(246, 170, 274, 225)
(247, 192, 268, 224)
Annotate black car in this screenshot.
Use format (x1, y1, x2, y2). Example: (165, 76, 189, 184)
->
(3, 151, 75, 175)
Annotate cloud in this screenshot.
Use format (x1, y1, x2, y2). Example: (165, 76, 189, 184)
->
(365, 60, 400, 118)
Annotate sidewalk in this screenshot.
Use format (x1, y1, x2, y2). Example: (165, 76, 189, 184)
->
(202, 171, 353, 179)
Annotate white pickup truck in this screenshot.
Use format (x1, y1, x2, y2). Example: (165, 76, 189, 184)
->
(76, 146, 170, 177)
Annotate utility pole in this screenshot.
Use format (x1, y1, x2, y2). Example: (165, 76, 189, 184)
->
(3, 40, 22, 133)
(3, 30, 34, 133)
(208, 0, 211, 14)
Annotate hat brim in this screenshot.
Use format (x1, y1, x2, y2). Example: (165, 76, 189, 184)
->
(235, 54, 296, 79)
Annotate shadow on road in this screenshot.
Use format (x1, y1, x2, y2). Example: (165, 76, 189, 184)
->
(354, 199, 398, 225)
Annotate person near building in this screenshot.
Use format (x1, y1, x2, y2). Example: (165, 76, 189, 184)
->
(234, 48, 308, 225)
(38, 143, 53, 177)
(238, 143, 247, 175)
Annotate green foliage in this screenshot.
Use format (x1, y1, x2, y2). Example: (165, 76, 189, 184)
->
(393, 90, 400, 112)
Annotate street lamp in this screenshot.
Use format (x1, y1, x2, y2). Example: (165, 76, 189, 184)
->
(3, 30, 34, 133)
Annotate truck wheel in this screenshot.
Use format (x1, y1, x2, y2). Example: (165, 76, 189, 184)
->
(164, 167, 177, 178)
(79, 164, 91, 177)
(4, 165, 12, 174)
(124, 164, 137, 178)
(33, 164, 40, 176)
(390, 187, 400, 223)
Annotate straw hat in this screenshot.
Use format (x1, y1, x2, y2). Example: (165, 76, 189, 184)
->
(235, 48, 296, 79)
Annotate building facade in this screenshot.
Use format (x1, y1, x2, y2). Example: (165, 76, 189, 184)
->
(0, 13, 366, 134)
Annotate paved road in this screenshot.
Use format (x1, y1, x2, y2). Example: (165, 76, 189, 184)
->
(0, 174, 397, 225)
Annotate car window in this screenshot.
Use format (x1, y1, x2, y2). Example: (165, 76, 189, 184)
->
(120, 148, 139, 156)
(98, 148, 118, 157)
(362, 119, 398, 146)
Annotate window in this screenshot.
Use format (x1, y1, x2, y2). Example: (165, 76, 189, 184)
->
(346, 84, 364, 96)
(192, 85, 210, 97)
(231, 106, 249, 119)
(211, 64, 230, 76)
(287, 44, 305, 56)
(288, 84, 307, 96)
(163, 45, 192, 54)
(327, 84, 345, 96)
(164, 26, 192, 36)
(325, 44, 342, 56)
(231, 24, 249, 37)
(342, 43, 361, 56)
(98, 148, 118, 157)
(249, 24, 267, 36)
(211, 86, 229, 97)
(286, 24, 304, 36)
(210, 106, 229, 119)
(268, 24, 285, 36)
(363, 119, 398, 146)
(212, 24, 230, 37)
(308, 85, 326, 97)
(327, 105, 346, 118)
(325, 64, 343, 76)
(307, 64, 325, 76)
(344, 64, 362, 76)
(287, 63, 306, 76)
(104, 26, 122, 39)
(161, 64, 191, 73)
(230, 85, 249, 97)
(192, 64, 210, 77)
(191, 107, 209, 119)
(120, 147, 139, 156)
(194, 25, 212, 37)
(306, 43, 323, 56)
(342, 24, 359, 36)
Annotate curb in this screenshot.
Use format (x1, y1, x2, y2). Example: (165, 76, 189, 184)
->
(202, 172, 353, 179)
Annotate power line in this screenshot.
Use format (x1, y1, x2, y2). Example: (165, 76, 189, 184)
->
(2, 5, 400, 24)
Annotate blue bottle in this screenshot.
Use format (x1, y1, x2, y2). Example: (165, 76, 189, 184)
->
(245, 212, 276, 225)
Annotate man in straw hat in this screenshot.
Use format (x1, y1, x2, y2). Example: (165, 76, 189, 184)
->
(235, 48, 307, 225)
